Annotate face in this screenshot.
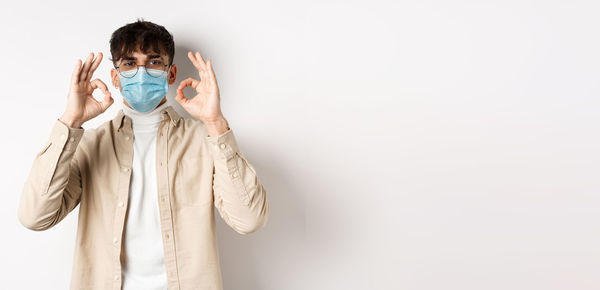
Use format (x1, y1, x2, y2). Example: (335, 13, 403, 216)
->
(111, 49, 178, 108)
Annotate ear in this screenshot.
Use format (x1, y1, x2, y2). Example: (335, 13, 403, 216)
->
(110, 68, 121, 90)
(167, 64, 178, 85)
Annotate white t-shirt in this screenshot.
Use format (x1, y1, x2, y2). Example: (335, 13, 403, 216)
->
(120, 101, 169, 289)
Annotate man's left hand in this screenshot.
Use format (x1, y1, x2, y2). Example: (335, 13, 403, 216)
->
(176, 51, 229, 136)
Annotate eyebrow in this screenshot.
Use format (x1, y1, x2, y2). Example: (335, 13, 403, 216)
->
(122, 54, 162, 60)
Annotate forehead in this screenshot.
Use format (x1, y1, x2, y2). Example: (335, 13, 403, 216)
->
(122, 50, 165, 60)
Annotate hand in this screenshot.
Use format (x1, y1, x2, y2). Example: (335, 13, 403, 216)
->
(60, 52, 114, 128)
(175, 51, 225, 124)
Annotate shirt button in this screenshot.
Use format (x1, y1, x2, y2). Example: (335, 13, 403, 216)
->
(162, 196, 167, 202)
(118, 201, 124, 207)
(219, 143, 226, 149)
(165, 233, 170, 240)
(122, 167, 129, 172)
(70, 137, 75, 142)
(60, 134, 65, 139)
(125, 135, 130, 140)
(113, 237, 119, 244)
(232, 172, 238, 178)
(49, 162, 54, 168)
(114, 275, 120, 280)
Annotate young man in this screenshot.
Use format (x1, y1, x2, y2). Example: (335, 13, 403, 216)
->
(17, 19, 269, 290)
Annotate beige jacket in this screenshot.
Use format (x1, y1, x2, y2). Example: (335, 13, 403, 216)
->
(17, 105, 269, 290)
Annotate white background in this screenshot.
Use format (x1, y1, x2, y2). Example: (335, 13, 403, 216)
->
(1, 0, 599, 289)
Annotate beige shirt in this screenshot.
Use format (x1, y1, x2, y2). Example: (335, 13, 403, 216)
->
(17, 105, 269, 290)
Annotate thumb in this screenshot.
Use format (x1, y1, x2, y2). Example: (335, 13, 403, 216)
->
(100, 93, 114, 112)
(175, 91, 187, 106)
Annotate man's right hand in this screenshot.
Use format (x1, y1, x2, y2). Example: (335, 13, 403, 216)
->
(59, 52, 114, 128)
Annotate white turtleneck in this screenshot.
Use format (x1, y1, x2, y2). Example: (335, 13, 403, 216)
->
(120, 101, 169, 290)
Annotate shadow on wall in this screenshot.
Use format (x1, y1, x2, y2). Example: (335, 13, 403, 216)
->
(170, 44, 308, 289)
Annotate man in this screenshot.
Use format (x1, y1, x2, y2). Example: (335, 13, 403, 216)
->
(17, 19, 269, 290)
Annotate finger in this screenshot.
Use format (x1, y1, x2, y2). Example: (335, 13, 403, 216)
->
(86, 52, 103, 82)
(176, 77, 200, 92)
(195, 51, 207, 65)
(91, 78, 111, 98)
(187, 51, 206, 72)
(80, 52, 94, 81)
(206, 60, 217, 84)
(196, 52, 211, 77)
(70, 59, 82, 86)
(175, 90, 188, 106)
(80, 52, 94, 82)
(204, 60, 218, 90)
(91, 79, 113, 111)
(99, 92, 114, 112)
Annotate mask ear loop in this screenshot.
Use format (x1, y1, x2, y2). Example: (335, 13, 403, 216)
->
(165, 64, 172, 79)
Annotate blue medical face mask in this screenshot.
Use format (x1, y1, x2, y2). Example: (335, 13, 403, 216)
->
(119, 67, 169, 113)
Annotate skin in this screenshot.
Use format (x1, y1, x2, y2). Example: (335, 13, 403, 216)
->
(59, 49, 230, 137)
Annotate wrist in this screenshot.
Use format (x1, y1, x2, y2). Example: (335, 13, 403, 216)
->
(59, 115, 82, 128)
(203, 115, 226, 125)
(204, 117, 229, 137)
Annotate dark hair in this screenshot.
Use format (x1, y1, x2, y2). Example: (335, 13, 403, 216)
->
(109, 18, 175, 67)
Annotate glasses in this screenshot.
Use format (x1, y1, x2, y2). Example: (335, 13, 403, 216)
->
(115, 58, 171, 78)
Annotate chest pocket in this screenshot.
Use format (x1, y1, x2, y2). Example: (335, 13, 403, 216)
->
(175, 155, 213, 207)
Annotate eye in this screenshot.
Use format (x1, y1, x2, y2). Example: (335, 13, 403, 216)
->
(122, 61, 135, 66)
(150, 60, 163, 65)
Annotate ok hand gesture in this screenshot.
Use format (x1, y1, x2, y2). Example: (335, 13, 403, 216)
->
(175, 51, 225, 124)
(60, 52, 114, 128)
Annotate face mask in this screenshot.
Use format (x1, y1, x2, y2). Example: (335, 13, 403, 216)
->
(119, 67, 169, 113)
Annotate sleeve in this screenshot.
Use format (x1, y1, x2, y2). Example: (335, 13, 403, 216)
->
(205, 128, 269, 235)
(17, 118, 85, 231)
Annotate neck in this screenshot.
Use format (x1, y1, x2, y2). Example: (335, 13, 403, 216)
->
(122, 101, 168, 131)
(124, 98, 167, 110)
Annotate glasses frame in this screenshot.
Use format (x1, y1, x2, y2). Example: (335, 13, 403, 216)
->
(115, 57, 172, 78)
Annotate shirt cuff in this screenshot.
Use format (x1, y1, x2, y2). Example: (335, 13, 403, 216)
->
(205, 128, 240, 160)
(53, 118, 85, 152)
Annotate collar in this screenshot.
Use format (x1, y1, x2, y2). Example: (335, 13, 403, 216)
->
(115, 104, 181, 131)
